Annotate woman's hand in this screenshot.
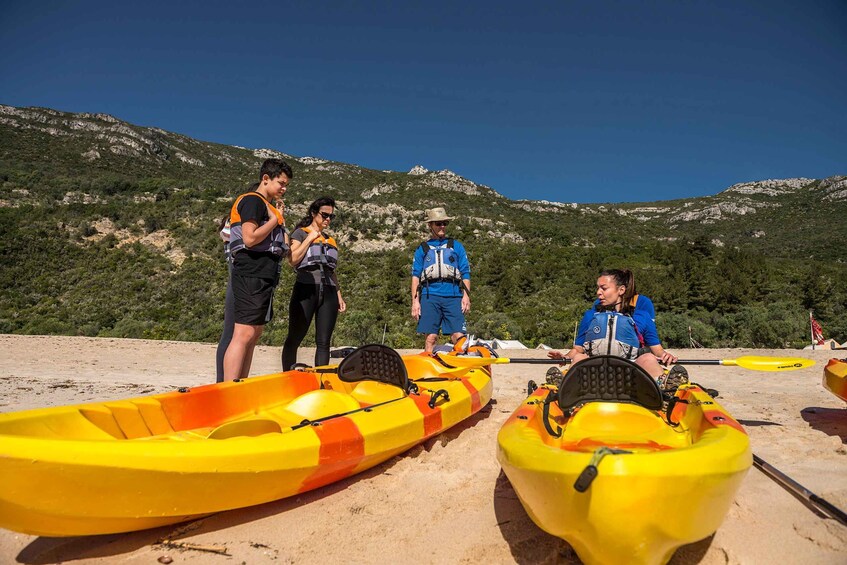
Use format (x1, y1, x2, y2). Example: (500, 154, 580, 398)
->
(547, 350, 570, 367)
(337, 292, 347, 313)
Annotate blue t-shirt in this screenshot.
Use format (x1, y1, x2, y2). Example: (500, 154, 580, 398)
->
(576, 295, 660, 348)
(411, 238, 470, 298)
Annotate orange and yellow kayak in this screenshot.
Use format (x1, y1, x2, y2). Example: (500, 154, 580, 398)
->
(0, 346, 492, 537)
(497, 355, 751, 565)
(823, 358, 847, 402)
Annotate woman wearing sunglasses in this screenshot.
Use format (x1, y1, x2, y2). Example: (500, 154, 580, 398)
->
(281, 196, 346, 370)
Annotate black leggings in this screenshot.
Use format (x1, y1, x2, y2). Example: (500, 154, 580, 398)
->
(281, 282, 339, 370)
(215, 267, 235, 382)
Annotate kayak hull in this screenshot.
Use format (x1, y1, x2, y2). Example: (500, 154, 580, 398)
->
(0, 354, 492, 536)
(497, 384, 751, 565)
(823, 358, 847, 402)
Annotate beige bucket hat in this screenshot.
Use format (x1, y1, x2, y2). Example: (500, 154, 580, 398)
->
(423, 207, 455, 223)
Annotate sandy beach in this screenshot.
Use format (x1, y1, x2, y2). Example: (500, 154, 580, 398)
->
(0, 334, 845, 564)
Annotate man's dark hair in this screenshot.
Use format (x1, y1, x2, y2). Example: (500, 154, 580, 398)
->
(260, 158, 293, 180)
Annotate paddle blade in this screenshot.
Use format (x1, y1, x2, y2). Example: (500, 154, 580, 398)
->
(729, 356, 815, 371)
(435, 353, 509, 368)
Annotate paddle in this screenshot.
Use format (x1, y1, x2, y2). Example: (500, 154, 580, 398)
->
(307, 361, 471, 376)
(753, 454, 847, 526)
(436, 353, 815, 372)
(435, 353, 512, 368)
(675, 356, 815, 371)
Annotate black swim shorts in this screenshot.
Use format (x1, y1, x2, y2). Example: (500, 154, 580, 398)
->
(231, 273, 278, 325)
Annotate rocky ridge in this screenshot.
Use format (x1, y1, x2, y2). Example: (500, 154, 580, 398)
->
(1, 104, 845, 262)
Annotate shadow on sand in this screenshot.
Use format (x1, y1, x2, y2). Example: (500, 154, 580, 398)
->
(737, 419, 783, 427)
(493, 470, 579, 564)
(15, 401, 496, 564)
(492, 470, 715, 565)
(801, 406, 847, 443)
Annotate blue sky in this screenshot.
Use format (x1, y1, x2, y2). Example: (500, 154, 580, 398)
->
(1, 0, 845, 203)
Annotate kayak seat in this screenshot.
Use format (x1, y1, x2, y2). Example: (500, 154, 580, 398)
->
(558, 355, 663, 412)
(284, 390, 362, 421)
(207, 417, 284, 440)
(350, 381, 407, 406)
(206, 391, 362, 440)
(337, 344, 410, 393)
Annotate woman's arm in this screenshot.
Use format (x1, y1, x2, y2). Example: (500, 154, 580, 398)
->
(337, 288, 346, 313)
(287, 230, 320, 267)
(548, 345, 585, 360)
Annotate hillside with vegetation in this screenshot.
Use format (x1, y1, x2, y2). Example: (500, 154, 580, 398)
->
(1, 104, 845, 350)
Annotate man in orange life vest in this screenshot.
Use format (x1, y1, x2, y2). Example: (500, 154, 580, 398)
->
(222, 159, 292, 381)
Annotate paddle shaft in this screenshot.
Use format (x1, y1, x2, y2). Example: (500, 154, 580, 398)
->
(753, 454, 847, 526)
(498, 358, 784, 366)
(501, 358, 719, 365)
(505, 356, 813, 371)
(501, 358, 573, 364)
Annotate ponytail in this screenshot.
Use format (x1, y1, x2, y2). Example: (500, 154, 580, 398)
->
(600, 268, 637, 314)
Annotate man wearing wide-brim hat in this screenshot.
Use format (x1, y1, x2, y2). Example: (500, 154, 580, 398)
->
(410, 207, 471, 353)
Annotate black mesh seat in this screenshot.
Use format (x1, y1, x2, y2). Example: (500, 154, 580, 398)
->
(337, 344, 410, 392)
(558, 355, 663, 411)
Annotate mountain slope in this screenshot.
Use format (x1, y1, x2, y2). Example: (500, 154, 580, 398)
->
(1, 104, 845, 349)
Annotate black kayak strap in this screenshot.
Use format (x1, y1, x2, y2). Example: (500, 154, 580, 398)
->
(542, 391, 562, 438)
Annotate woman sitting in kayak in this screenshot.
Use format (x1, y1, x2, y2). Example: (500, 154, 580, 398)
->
(549, 268, 683, 387)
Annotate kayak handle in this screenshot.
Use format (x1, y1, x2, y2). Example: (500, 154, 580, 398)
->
(574, 447, 632, 493)
(428, 389, 450, 409)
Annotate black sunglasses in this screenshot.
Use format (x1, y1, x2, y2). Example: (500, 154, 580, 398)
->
(432, 221, 449, 227)
(319, 211, 336, 220)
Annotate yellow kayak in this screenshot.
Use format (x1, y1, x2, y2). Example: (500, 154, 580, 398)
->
(823, 358, 847, 402)
(497, 355, 751, 565)
(0, 345, 493, 537)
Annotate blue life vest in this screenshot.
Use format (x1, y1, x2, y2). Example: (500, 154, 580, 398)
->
(420, 238, 462, 286)
(584, 311, 641, 360)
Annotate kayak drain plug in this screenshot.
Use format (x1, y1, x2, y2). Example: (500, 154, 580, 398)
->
(574, 447, 631, 493)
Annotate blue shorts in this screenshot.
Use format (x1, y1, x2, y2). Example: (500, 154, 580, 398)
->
(417, 295, 467, 336)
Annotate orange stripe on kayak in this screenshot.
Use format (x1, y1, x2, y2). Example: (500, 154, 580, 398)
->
(410, 393, 444, 437)
(505, 388, 550, 425)
(460, 378, 482, 413)
(299, 417, 365, 493)
(562, 438, 674, 452)
(169, 371, 319, 429)
(704, 410, 747, 434)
